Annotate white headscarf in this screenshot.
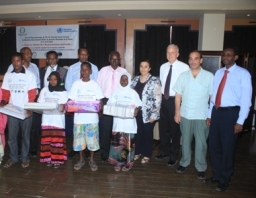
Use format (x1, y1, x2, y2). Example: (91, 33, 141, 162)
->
(116, 72, 131, 92)
(108, 72, 142, 107)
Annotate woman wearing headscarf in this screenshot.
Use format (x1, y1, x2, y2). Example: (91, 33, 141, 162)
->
(131, 60, 162, 163)
(37, 71, 68, 168)
(107, 72, 142, 171)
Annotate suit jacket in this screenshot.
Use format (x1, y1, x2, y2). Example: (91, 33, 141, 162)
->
(39, 65, 67, 90)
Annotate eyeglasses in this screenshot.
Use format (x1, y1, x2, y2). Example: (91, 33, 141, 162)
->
(221, 53, 235, 57)
(110, 59, 120, 61)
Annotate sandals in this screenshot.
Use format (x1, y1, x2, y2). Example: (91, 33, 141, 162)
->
(141, 157, 150, 164)
(89, 161, 98, 171)
(121, 165, 131, 172)
(74, 161, 85, 170)
(54, 164, 60, 169)
(21, 160, 30, 168)
(114, 165, 121, 172)
(134, 154, 141, 161)
(3, 159, 15, 168)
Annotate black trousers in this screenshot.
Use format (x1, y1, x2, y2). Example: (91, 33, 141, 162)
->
(99, 98, 113, 159)
(159, 96, 181, 161)
(135, 112, 155, 158)
(29, 112, 41, 153)
(209, 107, 239, 185)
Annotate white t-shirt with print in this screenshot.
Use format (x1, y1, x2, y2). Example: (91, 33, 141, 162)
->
(68, 79, 104, 124)
(2, 70, 37, 108)
(37, 87, 68, 128)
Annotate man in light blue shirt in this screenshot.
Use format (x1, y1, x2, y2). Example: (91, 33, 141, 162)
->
(65, 47, 98, 92)
(204, 47, 252, 192)
(173, 50, 213, 179)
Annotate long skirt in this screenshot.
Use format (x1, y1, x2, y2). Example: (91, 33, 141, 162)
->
(40, 126, 67, 165)
(108, 132, 135, 169)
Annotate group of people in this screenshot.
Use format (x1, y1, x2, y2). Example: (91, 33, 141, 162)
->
(0, 44, 252, 192)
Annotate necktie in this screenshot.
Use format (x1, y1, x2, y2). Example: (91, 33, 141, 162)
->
(111, 70, 116, 93)
(215, 70, 229, 107)
(164, 65, 172, 100)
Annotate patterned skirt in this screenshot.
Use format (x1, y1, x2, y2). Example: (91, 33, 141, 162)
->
(40, 126, 67, 165)
(108, 132, 135, 169)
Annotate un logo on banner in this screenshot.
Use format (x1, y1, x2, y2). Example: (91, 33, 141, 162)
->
(32, 52, 37, 58)
(19, 27, 25, 34)
(57, 28, 63, 33)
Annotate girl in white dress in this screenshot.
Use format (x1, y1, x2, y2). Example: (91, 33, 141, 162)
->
(38, 71, 68, 168)
(107, 72, 142, 171)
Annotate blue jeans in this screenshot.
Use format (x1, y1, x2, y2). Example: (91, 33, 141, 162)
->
(8, 116, 32, 163)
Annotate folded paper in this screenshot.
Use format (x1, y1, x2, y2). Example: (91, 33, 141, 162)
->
(24, 102, 62, 115)
(24, 102, 58, 110)
(0, 104, 27, 120)
(103, 104, 135, 118)
(65, 100, 101, 113)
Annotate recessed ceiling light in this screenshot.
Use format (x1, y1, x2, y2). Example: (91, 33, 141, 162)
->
(247, 14, 250, 17)
(118, 14, 121, 17)
(38, 16, 41, 18)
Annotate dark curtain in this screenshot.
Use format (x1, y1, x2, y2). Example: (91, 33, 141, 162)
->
(171, 26, 199, 65)
(0, 27, 39, 75)
(135, 25, 170, 76)
(224, 26, 256, 53)
(0, 27, 16, 75)
(134, 25, 198, 77)
(79, 25, 116, 70)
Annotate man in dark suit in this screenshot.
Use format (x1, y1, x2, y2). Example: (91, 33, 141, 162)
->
(39, 51, 67, 88)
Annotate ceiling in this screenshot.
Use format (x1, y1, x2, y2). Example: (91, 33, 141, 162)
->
(0, 0, 255, 21)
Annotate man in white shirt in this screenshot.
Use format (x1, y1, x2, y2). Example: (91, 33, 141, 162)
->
(1, 52, 37, 168)
(155, 44, 189, 166)
(7, 47, 41, 157)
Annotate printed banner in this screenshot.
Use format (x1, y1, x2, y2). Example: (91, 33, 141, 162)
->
(16, 25, 79, 59)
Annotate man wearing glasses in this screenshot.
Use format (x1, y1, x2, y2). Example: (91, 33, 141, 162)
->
(97, 51, 127, 161)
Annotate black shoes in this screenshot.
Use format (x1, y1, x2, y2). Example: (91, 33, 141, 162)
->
(216, 183, 229, 192)
(176, 166, 186, 173)
(197, 172, 205, 180)
(30, 151, 37, 157)
(68, 150, 78, 158)
(167, 159, 177, 166)
(155, 153, 168, 160)
(204, 177, 219, 184)
(101, 157, 107, 162)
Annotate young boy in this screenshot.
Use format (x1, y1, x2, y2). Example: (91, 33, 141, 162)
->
(1, 52, 37, 168)
(68, 61, 103, 171)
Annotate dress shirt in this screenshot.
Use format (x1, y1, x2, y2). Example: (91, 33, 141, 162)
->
(208, 64, 252, 125)
(65, 61, 98, 92)
(44, 65, 57, 87)
(97, 66, 127, 98)
(159, 60, 189, 96)
(173, 68, 213, 119)
(8, 62, 40, 89)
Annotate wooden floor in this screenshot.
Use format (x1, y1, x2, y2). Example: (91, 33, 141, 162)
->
(0, 131, 256, 198)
